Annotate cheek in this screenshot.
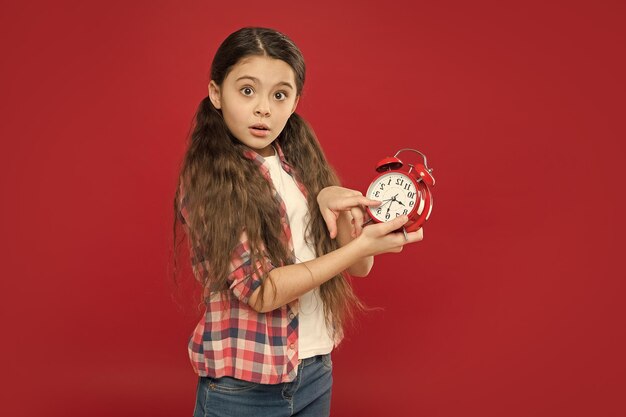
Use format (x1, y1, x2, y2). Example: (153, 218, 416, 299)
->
(221, 103, 245, 126)
(277, 101, 296, 119)
(274, 112, 292, 130)
(220, 112, 242, 137)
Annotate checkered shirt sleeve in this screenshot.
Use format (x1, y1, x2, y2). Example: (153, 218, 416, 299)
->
(227, 229, 274, 304)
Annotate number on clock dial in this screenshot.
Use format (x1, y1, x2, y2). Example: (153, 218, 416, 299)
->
(366, 173, 418, 222)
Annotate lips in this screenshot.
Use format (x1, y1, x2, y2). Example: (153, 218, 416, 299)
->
(249, 124, 271, 138)
(250, 123, 270, 131)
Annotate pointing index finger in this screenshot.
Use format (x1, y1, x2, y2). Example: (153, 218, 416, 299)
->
(334, 195, 380, 211)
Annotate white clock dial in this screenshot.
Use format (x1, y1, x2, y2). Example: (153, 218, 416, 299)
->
(366, 173, 422, 222)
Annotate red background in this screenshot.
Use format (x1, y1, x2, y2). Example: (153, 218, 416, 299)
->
(1, 0, 624, 416)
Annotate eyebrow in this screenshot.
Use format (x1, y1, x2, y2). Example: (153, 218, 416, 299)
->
(235, 75, 294, 90)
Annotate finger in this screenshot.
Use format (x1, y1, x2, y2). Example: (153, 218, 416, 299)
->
(350, 218, 356, 238)
(350, 206, 365, 237)
(360, 197, 383, 207)
(321, 209, 338, 239)
(331, 195, 382, 211)
(404, 228, 424, 243)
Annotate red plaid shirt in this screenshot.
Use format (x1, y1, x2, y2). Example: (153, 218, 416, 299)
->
(178, 143, 330, 384)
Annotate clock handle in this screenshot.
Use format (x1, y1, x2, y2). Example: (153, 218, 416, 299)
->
(394, 148, 433, 172)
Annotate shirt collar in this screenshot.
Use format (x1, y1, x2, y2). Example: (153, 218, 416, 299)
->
(242, 142, 292, 173)
(241, 142, 308, 199)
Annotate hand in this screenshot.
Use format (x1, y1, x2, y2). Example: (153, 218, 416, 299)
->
(355, 215, 424, 257)
(317, 186, 382, 239)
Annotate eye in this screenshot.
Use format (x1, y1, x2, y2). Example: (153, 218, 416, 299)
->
(240, 87, 254, 96)
(274, 91, 288, 100)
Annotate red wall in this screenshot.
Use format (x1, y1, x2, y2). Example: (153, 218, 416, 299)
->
(2, 0, 624, 416)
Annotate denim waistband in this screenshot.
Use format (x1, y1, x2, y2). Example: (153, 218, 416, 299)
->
(298, 353, 330, 367)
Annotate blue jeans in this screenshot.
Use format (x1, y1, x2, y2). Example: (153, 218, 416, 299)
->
(193, 354, 333, 417)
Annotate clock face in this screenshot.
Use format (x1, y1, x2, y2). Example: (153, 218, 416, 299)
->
(366, 172, 424, 222)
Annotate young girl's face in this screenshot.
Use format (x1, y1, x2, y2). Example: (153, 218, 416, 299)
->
(209, 55, 300, 157)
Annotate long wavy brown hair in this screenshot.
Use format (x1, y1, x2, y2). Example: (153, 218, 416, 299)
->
(172, 27, 363, 339)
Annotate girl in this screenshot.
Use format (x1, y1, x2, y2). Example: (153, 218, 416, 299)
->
(173, 27, 423, 417)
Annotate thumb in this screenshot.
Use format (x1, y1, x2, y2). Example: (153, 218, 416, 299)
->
(379, 215, 409, 235)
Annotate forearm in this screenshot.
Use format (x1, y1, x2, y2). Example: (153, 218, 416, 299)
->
(248, 214, 422, 313)
(248, 237, 365, 313)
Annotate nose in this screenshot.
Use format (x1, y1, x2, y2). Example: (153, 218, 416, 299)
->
(254, 98, 271, 117)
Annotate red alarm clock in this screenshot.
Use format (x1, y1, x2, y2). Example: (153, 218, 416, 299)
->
(364, 148, 435, 236)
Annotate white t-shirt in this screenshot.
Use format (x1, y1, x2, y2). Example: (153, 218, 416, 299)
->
(264, 151, 334, 359)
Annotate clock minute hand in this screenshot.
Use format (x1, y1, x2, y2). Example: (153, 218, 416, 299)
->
(362, 198, 391, 228)
(377, 199, 392, 208)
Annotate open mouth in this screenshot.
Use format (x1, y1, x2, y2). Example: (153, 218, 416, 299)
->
(250, 125, 271, 137)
